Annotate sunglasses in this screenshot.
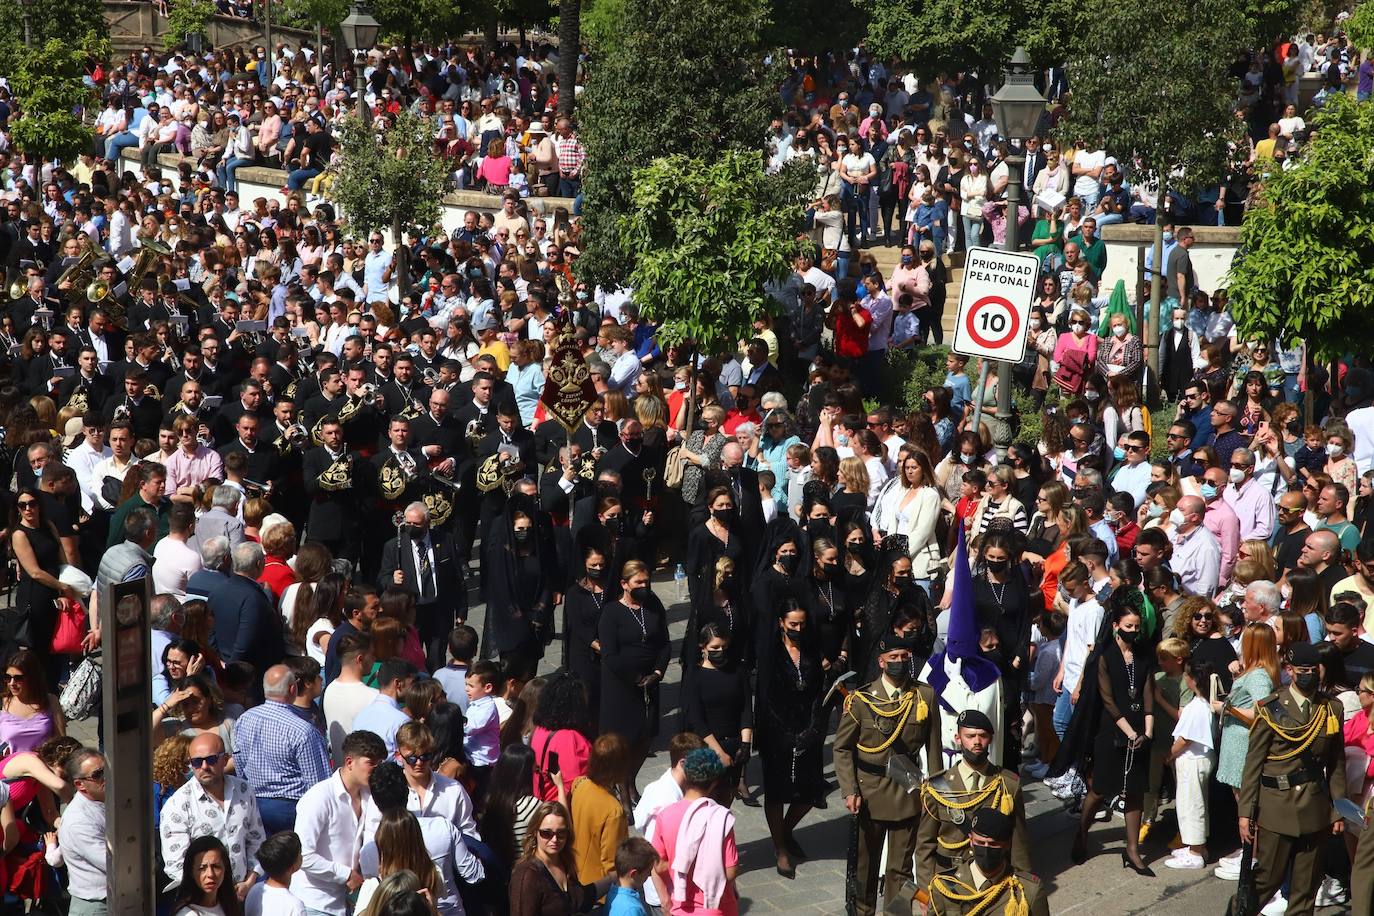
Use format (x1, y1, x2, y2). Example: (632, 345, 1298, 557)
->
(401, 752, 434, 766)
(2, 673, 23, 682)
(1123, 444, 1145, 452)
(16, 501, 36, 510)
(1191, 613, 1212, 621)
(538, 828, 569, 840)
(190, 754, 224, 769)
(77, 767, 105, 783)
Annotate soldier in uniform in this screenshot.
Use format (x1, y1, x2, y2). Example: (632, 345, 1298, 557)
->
(1236, 641, 1346, 916)
(924, 809, 1049, 916)
(916, 710, 1030, 892)
(833, 633, 942, 916)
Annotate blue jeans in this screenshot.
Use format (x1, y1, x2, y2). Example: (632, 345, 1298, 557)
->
(1053, 685, 1074, 739)
(104, 131, 139, 162)
(218, 156, 255, 192)
(961, 216, 983, 250)
(558, 176, 581, 199)
(256, 796, 299, 835)
(1094, 212, 1124, 227)
(287, 167, 322, 190)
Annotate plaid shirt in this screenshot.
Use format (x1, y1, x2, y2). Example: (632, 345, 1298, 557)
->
(234, 700, 331, 800)
(555, 133, 586, 177)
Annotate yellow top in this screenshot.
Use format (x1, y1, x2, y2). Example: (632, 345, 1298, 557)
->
(569, 776, 628, 888)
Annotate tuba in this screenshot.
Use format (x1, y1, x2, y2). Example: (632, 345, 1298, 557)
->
(378, 450, 417, 501)
(55, 245, 96, 291)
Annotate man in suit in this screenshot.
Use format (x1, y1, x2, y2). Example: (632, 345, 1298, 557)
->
(378, 501, 468, 670)
(1238, 641, 1346, 916)
(921, 809, 1049, 916)
(186, 536, 232, 601)
(1021, 135, 1048, 193)
(915, 710, 1030, 892)
(210, 541, 285, 690)
(211, 380, 273, 447)
(833, 633, 942, 915)
(303, 416, 363, 566)
(102, 367, 162, 440)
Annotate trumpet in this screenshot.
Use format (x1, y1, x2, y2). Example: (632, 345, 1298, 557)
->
(421, 367, 440, 386)
(465, 417, 484, 449)
(397, 449, 418, 481)
(242, 477, 272, 498)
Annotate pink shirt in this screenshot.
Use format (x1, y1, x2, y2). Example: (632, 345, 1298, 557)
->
(1346, 709, 1374, 778)
(164, 446, 224, 494)
(651, 797, 739, 916)
(1203, 498, 1241, 585)
(530, 726, 591, 801)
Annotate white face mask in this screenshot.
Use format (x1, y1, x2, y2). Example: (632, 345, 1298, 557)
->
(1327, 442, 1344, 457)
(1169, 508, 1186, 527)
(1112, 325, 1127, 338)
(1071, 322, 1086, 333)
(1029, 319, 1042, 330)
(1173, 318, 1185, 330)
(1229, 467, 1245, 484)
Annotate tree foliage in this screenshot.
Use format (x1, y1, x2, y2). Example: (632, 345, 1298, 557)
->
(5, 38, 99, 163)
(0, 0, 106, 53)
(372, 0, 464, 42)
(1347, 0, 1374, 50)
(1227, 93, 1374, 364)
(280, 0, 351, 28)
(863, 0, 1023, 78)
(164, 0, 216, 51)
(619, 151, 811, 350)
(575, 0, 782, 289)
(1056, 0, 1245, 193)
(331, 110, 451, 240)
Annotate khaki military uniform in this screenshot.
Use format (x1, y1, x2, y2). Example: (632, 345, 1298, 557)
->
(1236, 687, 1345, 916)
(834, 678, 942, 916)
(925, 859, 1049, 916)
(915, 762, 1030, 890)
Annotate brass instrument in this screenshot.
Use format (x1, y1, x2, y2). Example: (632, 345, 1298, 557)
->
(397, 387, 424, 421)
(275, 422, 310, 452)
(379, 449, 418, 501)
(66, 385, 90, 414)
(56, 246, 96, 291)
(140, 237, 173, 257)
(421, 367, 440, 387)
(465, 417, 485, 450)
(317, 453, 353, 491)
(112, 403, 132, 423)
(127, 245, 160, 294)
(6, 277, 26, 301)
(85, 279, 111, 303)
(144, 384, 162, 400)
(242, 477, 272, 498)
(476, 448, 522, 493)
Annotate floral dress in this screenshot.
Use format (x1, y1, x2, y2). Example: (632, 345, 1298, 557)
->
(1217, 666, 1275, 788)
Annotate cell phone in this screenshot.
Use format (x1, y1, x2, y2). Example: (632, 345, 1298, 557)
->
(547, 751, 561, 776)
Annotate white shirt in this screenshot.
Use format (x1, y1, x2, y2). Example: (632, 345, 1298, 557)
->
(1172, 695, 1216, 760)
(245, 882, 305, 916)
(361, 772, 478, 844)
(159, 774, 266, 887)
(65, 440, 111, 513)
(632, 768, 683, 906)
(289, 772, 367, 914)
(92, 454, 139, 510)
(153, 535, 203, 598)
(58, 793, 106, 902)
(359, 812, 480, 915)
(363, 249, 393, 303)
(1072, 149, 1106, 196)
(1062, 597, 1104, 693)
(323, 679, 378, 765)
(1347, 404, 1374, 477)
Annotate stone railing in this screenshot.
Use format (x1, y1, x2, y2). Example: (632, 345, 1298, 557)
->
(105, 0, 313, 53)
(1099, 223, 1241, 296)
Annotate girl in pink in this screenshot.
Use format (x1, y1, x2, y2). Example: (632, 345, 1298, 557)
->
(1051, 306, 1098, 396)
(530, 673, 593, 801)
(651, 748, 739, 916)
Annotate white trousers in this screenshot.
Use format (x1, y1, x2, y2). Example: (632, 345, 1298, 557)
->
(1175, 753, 1213, 847)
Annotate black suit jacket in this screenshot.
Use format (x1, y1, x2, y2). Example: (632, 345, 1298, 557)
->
(377, 531, 468, 635)
(101, 392, 162, 440)
(303, 446, 362, 537)
(210, 573, 285, 672)
(58, 373, 114, 412)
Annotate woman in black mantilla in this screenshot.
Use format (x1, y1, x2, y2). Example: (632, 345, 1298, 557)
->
(754, 599, 826, 879)
(562, 532, 615, 731)
(854, 535, 934, 683)
(482, 492, 556, 681)
(682, 555, 754, 670)
(797, 535, 851, 676)
(598, 558, 670, 804)
(971, 525, 1040, 769)
(750, 518, 803, 627)
(684, 485, 744, 607)
(1065, 589, 1156, 875)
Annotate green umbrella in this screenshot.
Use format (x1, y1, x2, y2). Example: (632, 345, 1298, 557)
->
(1096, 278, 1135, 336)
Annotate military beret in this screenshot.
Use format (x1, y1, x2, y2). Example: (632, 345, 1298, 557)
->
(956, 709, 996, 733)
(877, 632, 916, 654)
(1289, 642, 1320, 667)
(970, 808, 1013, 843)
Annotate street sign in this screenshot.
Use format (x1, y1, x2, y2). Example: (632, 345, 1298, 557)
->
(952, 247, 1040, 364)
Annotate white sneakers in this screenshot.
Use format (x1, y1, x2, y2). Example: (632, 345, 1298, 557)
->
(1164, 850, 1205, 870)
(1316, 877, 1349, 907)
(1260, 892, 1287, 916)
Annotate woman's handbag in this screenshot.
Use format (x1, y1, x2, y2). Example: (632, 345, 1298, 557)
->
(60, 653, 101, 721)
(50, 598, 88, 655)
(663, 446, 687, 490)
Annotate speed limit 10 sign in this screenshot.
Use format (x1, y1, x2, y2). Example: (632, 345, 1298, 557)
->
(951, 247, 1040, 364)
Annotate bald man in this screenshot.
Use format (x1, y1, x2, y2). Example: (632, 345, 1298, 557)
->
(1170, 495, 1221, 597)
(159, 732, 265, 898)
(1273, 490, 1312, 577)
(1299, 529, 1345, 601)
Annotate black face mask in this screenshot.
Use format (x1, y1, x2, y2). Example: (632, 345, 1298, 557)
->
(719, 574, 735, 591)
(777, 552, 799, 573)
(961, 746, 989, 767)
(1117, 628, 1140, 645)
(985, 558, 1009, 574)
(712, 508, 735, 526)
(624, 437, 643, 451)
(585, 566, 605, 581)
(893, 575, 912, 589)
(603, 516, 622, 531)
(819, 562, 840, 579)
(883, 661, 909, 684)
(408, 524, 427, 540)
(705, 649, 727, 665)
(972, 845, 1007, 875)
(784, 627, 804, 642)
(513, 528, 532, 544)
(1294, 671, 1320, 695)
(629, 586, 652, 605)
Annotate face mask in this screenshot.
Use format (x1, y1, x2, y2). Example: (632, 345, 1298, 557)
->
(836, 145, 849, 155)
(901, 254, 913, 265)
(1293, 671, 1320, 695)
(1071, 322, 1086, 333)
(1113, 446, 1126, 461)
(1229, 467, 1246, 484)
(1117, 628, 1139, 644)
(1029, 318, 1042, 330)
(706, 649, 727, 665)
(1326, 443, 1343, 457)
(712, 509, 735, 526)
(1200, 483, 1217, 500)
(1084, 390, 1100, 402)
(513, 528, 532, 543)
(629, 586, 652, 605)
(985, 558, 1009, 574)
(576, 290, 590, 301)
(820, 561, 841, 578)
(1286, 420, 1302, 436)
(1143, 502, 1163, 520)
(836, 433, 849, 447)
(839, 99, 850, 108)
(603, 516, 621, 530)
(972, 845, 1008, 874)
(1172, 318, 1186, 331)
(1163, 230, 1174, 242)
(784, 627, 804, 642)
(883, 661, 909, 684)
(1169, 508, 1186, 526)
(408, 524, 427, 540)
(777, 551, 799, 574)
(869, 107, 881, 117)
(893, 574, 912, 588)
(625, 437, 643, 452)
(674, 380, 687, 391)
(961, 746, 989, 767)
(585, 566, 605, 581)
(960, 453, 974, 465)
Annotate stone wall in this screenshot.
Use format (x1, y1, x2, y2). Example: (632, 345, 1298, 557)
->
(1099, 223, 1240, 297)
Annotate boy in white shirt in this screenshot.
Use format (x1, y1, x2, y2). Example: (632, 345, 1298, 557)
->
(246, 831, 305, 916)
(1165, 659, 1217, 869)
(464, 660, 503, 797)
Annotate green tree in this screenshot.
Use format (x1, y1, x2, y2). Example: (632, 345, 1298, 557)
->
(164, 0, 216, 52)
(863, 0, 1022, 77)
(575, 0, 782, 289)
(619, 150, 810, 351)
(0, 0, 106, 52)
(331, 110, 451, 295)
(372, 0, 463, 43)
(579, 0, 621, 49)
(1347, 1, 1374, 50)
(1056, 0, 1246, 397)
(5, 38, 98, 162)
(1228, 93, 1374, 365)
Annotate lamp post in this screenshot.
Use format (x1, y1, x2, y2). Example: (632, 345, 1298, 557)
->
(988, 46, 1047, 459)
(339, 1, 380, 123)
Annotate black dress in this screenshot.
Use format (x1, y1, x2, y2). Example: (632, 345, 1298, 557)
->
(598, 595, 671, 746)
(1091, 641, 1154, 798)
(855, 584, 935, 683)
(482, 503, 556, 680)
(799, 571, 852, 668)
(681, 663, 752, 758)
(11, 522, 60, 652)
(684, 523, 743, 606)
(562, 581, 609, 725)
(694, 589, 754, 670)
(754, 630, 825, 804)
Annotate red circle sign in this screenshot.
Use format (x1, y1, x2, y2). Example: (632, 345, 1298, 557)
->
(964, 295, 1021, 351)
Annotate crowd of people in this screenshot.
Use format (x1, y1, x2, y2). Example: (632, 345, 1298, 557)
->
(0, 14, 1368, 916)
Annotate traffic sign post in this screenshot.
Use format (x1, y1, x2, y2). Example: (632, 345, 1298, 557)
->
(953, 248, 1039, 443)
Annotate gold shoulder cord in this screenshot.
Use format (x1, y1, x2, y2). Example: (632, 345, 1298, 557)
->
(929, 874, 1029, 916)
(848, 689, 929, 754)
(1253, 702, 1339, 761)
(921, 776, 1015, 849)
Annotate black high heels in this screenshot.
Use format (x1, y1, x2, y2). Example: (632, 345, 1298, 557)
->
(1121, 852, 1156, 877)
(1071, 832, 1087, 865)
